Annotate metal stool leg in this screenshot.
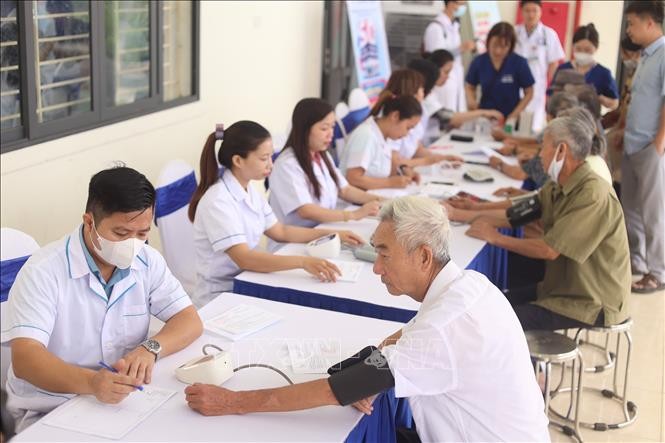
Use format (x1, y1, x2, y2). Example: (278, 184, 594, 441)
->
(544, 361, 552, 412)
(554, 325, 638, 431)
(548, 352, 585, 442)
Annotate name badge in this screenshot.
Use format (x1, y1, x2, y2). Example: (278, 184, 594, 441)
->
(500, 74, 514, 84)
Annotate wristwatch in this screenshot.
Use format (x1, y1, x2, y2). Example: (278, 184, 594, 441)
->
(141, 338, 162, 361)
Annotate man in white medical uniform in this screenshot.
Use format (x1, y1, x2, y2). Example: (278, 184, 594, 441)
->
(515, 0, 565, 132)
(2, 166, 203, 433)
(422, 0, 475, 112)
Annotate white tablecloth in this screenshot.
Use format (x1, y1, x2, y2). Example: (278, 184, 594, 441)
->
(234, 132, 523, 319)
(13, 294, 402, 442)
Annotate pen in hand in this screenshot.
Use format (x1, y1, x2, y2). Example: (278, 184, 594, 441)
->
(98, 361, 144, 391)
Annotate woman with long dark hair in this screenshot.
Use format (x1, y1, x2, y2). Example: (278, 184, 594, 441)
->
(189, 121, 364, 307)
(269, 98, 382, 228)
(339, 95, 423, 190)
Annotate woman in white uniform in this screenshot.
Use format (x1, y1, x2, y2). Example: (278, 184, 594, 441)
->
(514, 0, 565, 132)
(422, 0, 475, 112)
(404, 57, 503, 163)
(188, 121, 364, 308)
(269, 98, 382, 228)
(338, 95, 422, 190)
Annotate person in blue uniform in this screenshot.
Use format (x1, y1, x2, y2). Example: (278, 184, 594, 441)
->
(550, 23, 619, 110)
(465, 21, 535, 123)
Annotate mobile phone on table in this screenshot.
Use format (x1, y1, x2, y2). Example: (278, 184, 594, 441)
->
(456, 191, 488, 202)
(450, 134, 474, 143)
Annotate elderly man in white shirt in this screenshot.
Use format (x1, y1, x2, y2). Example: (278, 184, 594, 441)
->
(185, 196, 549, 442)
(2, 166, 203, 433)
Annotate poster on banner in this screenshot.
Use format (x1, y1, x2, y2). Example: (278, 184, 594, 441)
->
(468, 1, 501, 54)
(346, 0, 391, 104)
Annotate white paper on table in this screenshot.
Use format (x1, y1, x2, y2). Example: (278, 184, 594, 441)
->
(287, 339, 342, 374)
(205, 304, 282, 341)
(481, 146, 509, 162)
(420, 183, 461, 199)
(42, 386, 175, 440)
(461, 153, 490, 164)
(328, 259, 364, 282)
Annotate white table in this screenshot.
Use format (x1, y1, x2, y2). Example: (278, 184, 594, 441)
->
(13, 293, 403, 442)
(234, 132, 523, 322)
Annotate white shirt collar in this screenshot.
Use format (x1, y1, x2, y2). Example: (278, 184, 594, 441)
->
(221, 169, 263, 213)
(435, 12, 455, 28)
(221, 169, 247, 203)
(420, 260, 463, 309)
(520, 22, 543, 39)
(66, 225, 146, 279)
(368, 117, 386, 142)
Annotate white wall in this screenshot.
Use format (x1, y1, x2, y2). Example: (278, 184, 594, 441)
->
(0, 1, 324, 250)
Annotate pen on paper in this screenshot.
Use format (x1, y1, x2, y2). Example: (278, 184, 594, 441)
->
(98, 361, 144, 391)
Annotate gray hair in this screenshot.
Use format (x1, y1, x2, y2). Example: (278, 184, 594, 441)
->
(557, 106, 607, 157)
(546, 92, 579, 118)
(544, 108, 596, 161)
(379, 196, 450, 264)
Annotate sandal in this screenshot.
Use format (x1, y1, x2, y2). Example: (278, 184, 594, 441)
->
(631, 273, 665, 294)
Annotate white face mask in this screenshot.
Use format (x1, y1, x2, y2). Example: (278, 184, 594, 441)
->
(573, 52, 594, 66)
(547, 144, 565, 183)
(453, 4, 467, 18)
(90, 222, 145, 269)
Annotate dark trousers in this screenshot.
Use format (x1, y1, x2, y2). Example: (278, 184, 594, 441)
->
(507, 252, 545, 290)
(506, 284, 604, 331)
(396, 427, 421, 443)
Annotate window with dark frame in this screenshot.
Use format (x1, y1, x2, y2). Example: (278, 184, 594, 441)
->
(0, 0, 199, 154)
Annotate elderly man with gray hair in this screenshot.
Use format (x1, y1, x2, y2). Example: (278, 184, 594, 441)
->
(447, 110, 631, 332)
(185, 196, 550, 442)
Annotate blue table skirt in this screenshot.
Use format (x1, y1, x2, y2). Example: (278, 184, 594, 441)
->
(233, 227, 522, 324)
(346, 388, 412, 443)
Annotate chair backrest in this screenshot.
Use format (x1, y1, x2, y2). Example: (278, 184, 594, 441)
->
(348, 87, 370, 112)
(341, 106, 371, 136)
(344, 87, 372, 136)
(1, 227, 40, 415)
(1, 228, 39, 305)
(155, 160, 197, 296)
(332, 102, 350, 165)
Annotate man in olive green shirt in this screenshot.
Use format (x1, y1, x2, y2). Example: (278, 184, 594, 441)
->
(444, 109, 630, 330)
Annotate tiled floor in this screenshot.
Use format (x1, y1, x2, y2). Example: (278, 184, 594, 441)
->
(548, 288, 665, 443)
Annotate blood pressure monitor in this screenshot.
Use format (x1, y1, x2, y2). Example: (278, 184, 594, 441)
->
(305, 233, 341, 259)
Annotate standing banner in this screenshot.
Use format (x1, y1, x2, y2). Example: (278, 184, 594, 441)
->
(346, 1, 391, 104)
(468, 1, 502, 54)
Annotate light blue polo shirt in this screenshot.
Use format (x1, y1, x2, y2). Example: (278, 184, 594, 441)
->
(79, 226, 130, 299)
(624, 36, 665, 155)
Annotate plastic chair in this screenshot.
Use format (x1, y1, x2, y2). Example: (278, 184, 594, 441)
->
(154, 160, 197, 296)
(1, 227, 40, 438)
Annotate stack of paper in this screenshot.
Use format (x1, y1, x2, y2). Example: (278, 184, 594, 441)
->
(42, 387, 175, 439)
(287, 339, 342, 374)
(205, 304, 282, 341)
(420, 183, 460, 199)
(328, 259, 364, 282)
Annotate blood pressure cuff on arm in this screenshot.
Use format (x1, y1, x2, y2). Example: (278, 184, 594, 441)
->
(506, 195, 542, 228)
(327, 346, 395, 406)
